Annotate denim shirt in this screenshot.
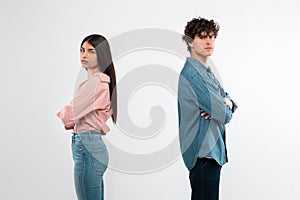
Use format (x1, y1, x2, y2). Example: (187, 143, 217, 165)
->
(178, 57, 237, 170)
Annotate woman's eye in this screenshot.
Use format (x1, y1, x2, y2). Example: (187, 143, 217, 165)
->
(80, 48, 84, 53)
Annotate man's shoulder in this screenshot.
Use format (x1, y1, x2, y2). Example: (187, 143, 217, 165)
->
(180, 61, 204, 81)
(180, 61, 193, 76)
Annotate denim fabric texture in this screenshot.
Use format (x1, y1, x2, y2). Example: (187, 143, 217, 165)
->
(189, 158, 222, 200)
(72, 132, 108, 200)
(178, 57, 238, 170)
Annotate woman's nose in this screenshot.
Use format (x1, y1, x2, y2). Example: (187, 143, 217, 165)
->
(81, 51, 88, 58)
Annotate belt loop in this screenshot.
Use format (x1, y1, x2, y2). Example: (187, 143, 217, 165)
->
(88, 131, 91, 139)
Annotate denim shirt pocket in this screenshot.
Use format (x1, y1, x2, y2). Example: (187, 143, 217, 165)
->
(202, 75, 223, 96)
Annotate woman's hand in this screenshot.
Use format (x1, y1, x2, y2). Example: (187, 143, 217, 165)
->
(64, 126, 74, 130)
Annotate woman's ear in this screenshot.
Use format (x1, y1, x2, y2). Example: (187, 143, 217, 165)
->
(188, 41, 194, 48)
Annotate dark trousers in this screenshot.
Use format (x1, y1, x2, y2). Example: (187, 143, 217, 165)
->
(189, 158, 222, 200)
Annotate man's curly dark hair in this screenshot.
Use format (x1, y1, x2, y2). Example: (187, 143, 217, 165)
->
(182, 17, 220, 52)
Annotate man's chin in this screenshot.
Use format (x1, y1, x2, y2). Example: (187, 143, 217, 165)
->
(206, 50, 214, 56)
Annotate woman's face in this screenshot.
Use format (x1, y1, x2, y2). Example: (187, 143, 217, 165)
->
(80, 41, 99, 70)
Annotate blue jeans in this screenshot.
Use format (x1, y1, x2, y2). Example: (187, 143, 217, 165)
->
(189, 158, 222, 200)
(72, 132, 109, 200)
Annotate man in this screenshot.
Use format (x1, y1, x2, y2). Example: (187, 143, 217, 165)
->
(178, 17, 238, 200)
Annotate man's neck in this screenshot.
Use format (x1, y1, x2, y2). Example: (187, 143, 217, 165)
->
(190, 54, 208, 68)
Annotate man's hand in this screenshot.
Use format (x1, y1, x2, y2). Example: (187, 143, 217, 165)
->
(200, 110, 212, 120)
(200, 98, 233, 120)
(224, 98, 233, 110)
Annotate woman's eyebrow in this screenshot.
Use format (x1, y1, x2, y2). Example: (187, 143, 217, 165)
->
(81, 47, 95, 50)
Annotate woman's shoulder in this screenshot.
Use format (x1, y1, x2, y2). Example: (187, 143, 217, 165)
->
(93, 72, 110, 83)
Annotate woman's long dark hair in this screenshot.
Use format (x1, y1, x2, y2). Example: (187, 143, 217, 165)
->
(81, 34, 117, 123)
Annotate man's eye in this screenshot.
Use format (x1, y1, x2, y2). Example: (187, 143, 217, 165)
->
(80, 48, 84, 53)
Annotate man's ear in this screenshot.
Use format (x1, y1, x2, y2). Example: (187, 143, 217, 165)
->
(188, 41, 194, 48)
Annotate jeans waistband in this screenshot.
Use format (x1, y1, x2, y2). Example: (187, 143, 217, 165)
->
(73, 130, 103, 135)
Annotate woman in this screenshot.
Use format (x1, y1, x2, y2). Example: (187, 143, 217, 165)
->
(57, 34, 117, 200)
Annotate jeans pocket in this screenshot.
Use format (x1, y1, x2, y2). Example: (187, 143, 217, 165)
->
(91, 151, 108, 175)
(78, 133, 109, 174)
(190, 158, 208, 175)
(92, 152, 108, 175)
(84, 140, 109, 175)
(199, 158, 208, 168)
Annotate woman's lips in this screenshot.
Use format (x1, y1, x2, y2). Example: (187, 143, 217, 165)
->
(81, 60, 88, 64)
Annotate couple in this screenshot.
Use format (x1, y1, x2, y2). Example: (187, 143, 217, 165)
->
(57, 17, 238, 200)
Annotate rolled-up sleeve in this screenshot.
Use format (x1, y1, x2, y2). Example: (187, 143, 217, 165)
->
(225, 92, 238, 113)
(57, 102, 74, 127)
(57, 74, 111, 130)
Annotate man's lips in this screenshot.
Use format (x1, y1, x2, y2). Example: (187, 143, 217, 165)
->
(81, 60, 88, 64)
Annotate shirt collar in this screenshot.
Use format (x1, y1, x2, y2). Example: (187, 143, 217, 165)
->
(186, 57, 211, 73)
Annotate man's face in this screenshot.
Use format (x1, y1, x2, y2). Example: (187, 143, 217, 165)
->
(190, 31, 216, 58)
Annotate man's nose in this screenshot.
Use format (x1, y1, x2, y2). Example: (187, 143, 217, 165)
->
(206, 38, 213, 44)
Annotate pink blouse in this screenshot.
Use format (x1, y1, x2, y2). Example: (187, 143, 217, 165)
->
(57, 72, 112, 134)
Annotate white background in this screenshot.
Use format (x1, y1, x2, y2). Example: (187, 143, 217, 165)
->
(1, 0, 300, 199)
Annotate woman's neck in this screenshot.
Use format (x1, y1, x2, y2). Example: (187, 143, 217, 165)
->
(87, 67, 101, 77)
